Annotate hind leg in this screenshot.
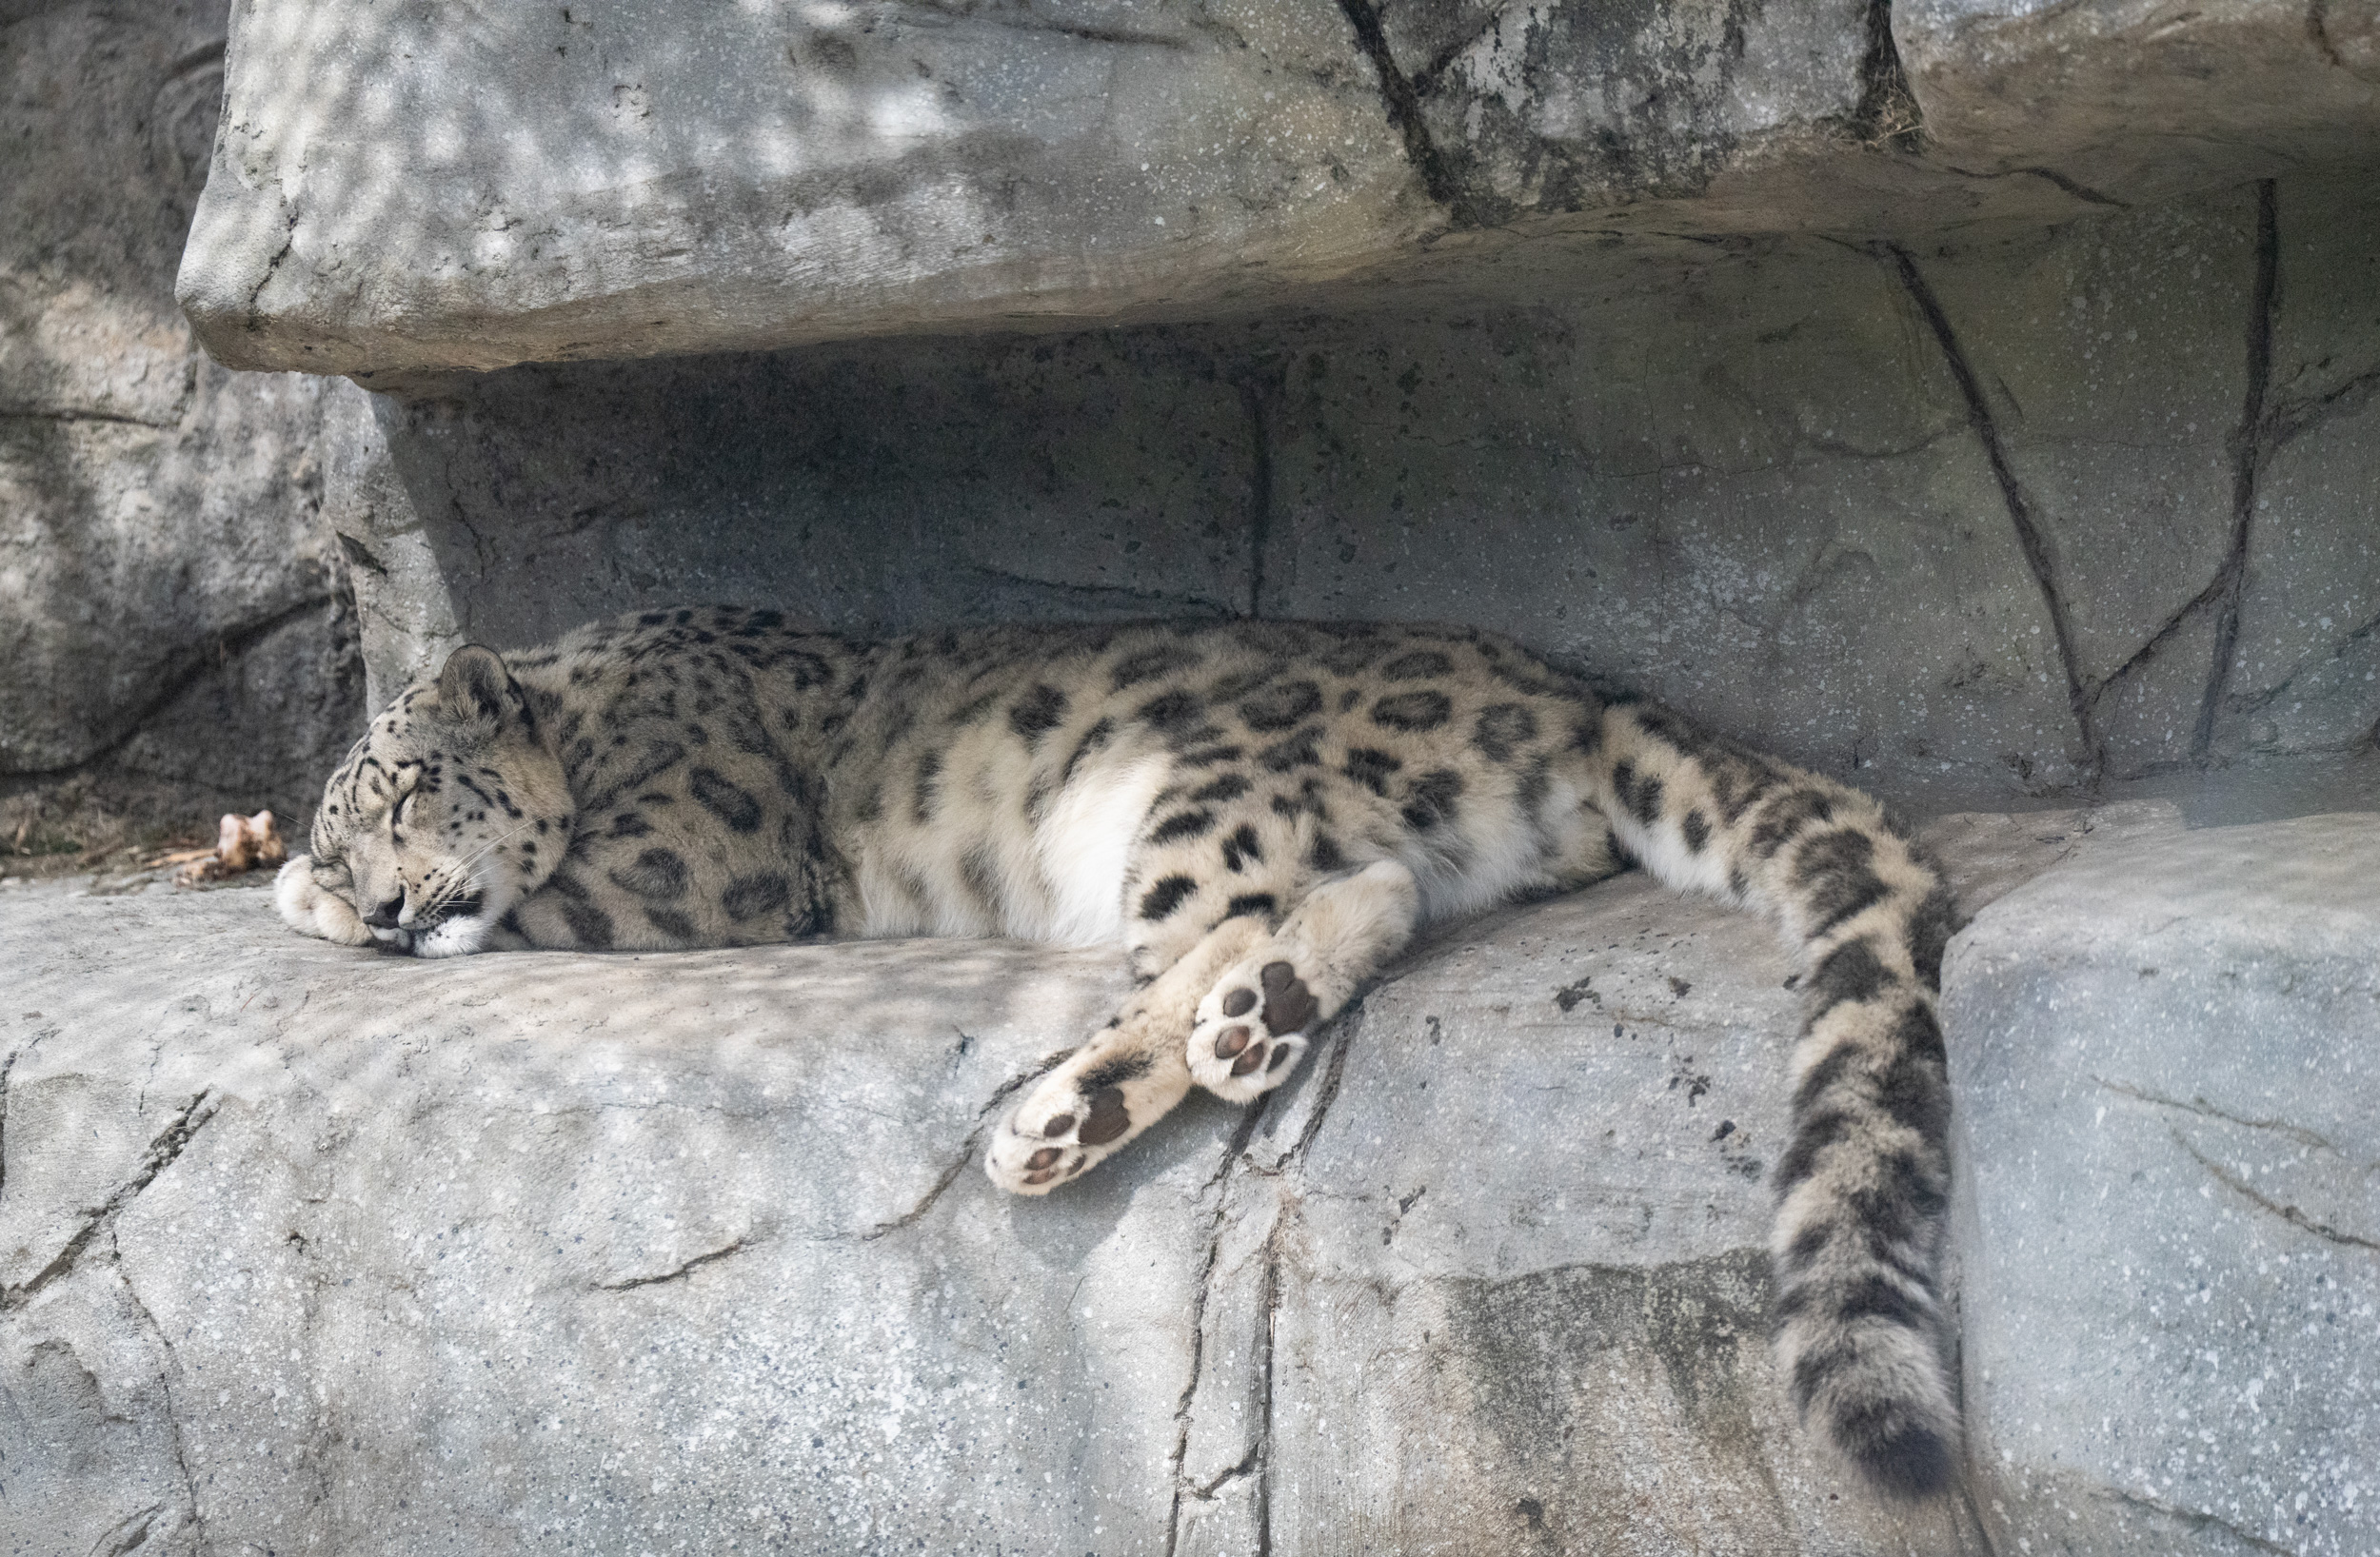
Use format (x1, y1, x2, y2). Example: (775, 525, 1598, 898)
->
(1188, 858, 1420, 1103)
(985, 915, 1268, 1195)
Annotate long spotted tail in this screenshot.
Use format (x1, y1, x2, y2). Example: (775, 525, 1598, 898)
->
(1591, 700, 1963, 1498)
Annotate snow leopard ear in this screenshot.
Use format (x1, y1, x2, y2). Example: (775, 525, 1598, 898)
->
(435, 644, 524, 730)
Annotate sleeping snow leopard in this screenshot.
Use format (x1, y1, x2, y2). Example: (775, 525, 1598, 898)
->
(279, 605, 1962, 1498)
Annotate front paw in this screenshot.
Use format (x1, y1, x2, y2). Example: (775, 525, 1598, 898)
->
(1188, 957, 1319, 1102)
(983, 1074, 1137, 1195)
(275, 857, 373, 947)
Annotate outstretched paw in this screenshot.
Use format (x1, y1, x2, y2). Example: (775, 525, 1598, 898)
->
(1189, 957, 1320, 1102)
(274, 857, 374, 947)
(984, 1073, 1139, 1195)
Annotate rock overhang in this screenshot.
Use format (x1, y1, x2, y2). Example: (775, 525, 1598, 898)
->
(174, 0, 2380, 380)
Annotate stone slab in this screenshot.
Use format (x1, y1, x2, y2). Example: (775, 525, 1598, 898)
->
(8, 803, 2367, 1549)
(176, 0, 2380, 376)
(1899, 0, 2380, 207)
(0, 806, 2117, 1553)
(176, 0, 1434, 377)
(1945, 813, 2380, 1556)
(0, 888, 1196, 1554)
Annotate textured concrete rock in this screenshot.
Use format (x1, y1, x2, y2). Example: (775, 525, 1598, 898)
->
(178, 0, 1433, 377)
(1946, 813, 2380, 1556)
(0, 896, 1186, 1554)
(322, 176, 2380, 813)
(1173, 885, 1984, 1557)
(0, 810, 2116, 1553)
(316, 337, 1260, 715)
(0, 0, 362, 829)
(2217, 170, 2380, 762)
(1375, 0, 1881, 224)
(12, 804, 2367, 1549)
(1899, 0, 2380, 207)
(177, 0, 2380, 375)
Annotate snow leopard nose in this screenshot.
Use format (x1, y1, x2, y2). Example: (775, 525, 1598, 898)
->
(361, 894, 406, 930)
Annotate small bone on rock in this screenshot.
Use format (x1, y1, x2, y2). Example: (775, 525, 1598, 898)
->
(176, 810, 288, 886)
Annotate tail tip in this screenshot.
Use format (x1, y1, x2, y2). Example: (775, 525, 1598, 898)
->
(1835, 1403, 1960, 1500)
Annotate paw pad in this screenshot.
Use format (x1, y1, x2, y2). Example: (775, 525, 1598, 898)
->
(1079, 1086, 1132, 1145)
(994, 1078, 1141, 1192)
(1190, 955, 1321, 1100)
(1259, 961, 1319, 1035)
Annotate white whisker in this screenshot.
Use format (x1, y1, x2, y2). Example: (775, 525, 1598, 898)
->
(421, 816, 542, 919)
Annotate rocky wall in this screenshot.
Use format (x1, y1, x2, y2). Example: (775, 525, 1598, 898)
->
(330, 172, 2380, 813)
(0, 0, 362, 858)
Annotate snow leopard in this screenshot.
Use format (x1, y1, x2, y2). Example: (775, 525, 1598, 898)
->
(278, 605, 1963, 1498)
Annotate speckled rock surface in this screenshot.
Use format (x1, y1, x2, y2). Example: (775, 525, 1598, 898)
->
(175, 0, 2380, 375)
(1946, 813, 2380, 1557)
(0, 807, 2128, 1555)
(0, 0, 361, 823)
(17, 803, 2366, 1552)
(321, 174, 2380, 813)
(177, 0, 1435, 377)
(1898, 0, 2380, 207)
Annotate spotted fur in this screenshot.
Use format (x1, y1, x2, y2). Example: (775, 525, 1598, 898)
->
(280, 607, 1960, 1497)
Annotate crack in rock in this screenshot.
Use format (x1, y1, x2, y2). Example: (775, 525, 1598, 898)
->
(1334, 0, 1493, 227)
(0, 1031, 47, 1201)
(1162, 1101, 1275, 1557)
(2101, 1487, 2295, 1555)
(2098, 1076, 2348, 1156)
(1187, 1447, 1259, 1501)
(1252, 1218, 1283, 1557)
(2267, 362, 2380, 449)
(1407, 8, 1502, 93)
(860, 1046, 1071, 1241)
(113, 1229, 203, 1546)
(1163, 1016, 1359, 1555)
(963, 563, 1235, 621)
(859, 1150, 977, 1242)
(0, 404, 184, 431)
(2088, 564, 2229, 712)
(3, 1089, 220, 1311)
(1232, 359, 1286, 621)
(2172, 1132, 2380, 1252)
(87, 1501, 172, 1557)
(2191, 180, 2281, 761)
(2098, 201, 2364, 753)
(244, 196, 302, 335)
(1287, 1015, 1358, 1166)
(594, 1235, 759, 1291)
(1, 592, 341, 781)
(2223, 604, 2380, 740)
(1940, 162, 2126, 208)
(1884, 242, 2105, 782)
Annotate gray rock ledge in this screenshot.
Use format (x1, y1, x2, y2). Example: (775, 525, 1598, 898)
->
(3, 802, 2373, 1552)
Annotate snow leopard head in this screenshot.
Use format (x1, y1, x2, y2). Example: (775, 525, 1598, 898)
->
(284, 644, 570, 957)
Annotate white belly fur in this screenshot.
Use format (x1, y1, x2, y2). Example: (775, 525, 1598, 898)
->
(1029, 753, 1172, 946)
